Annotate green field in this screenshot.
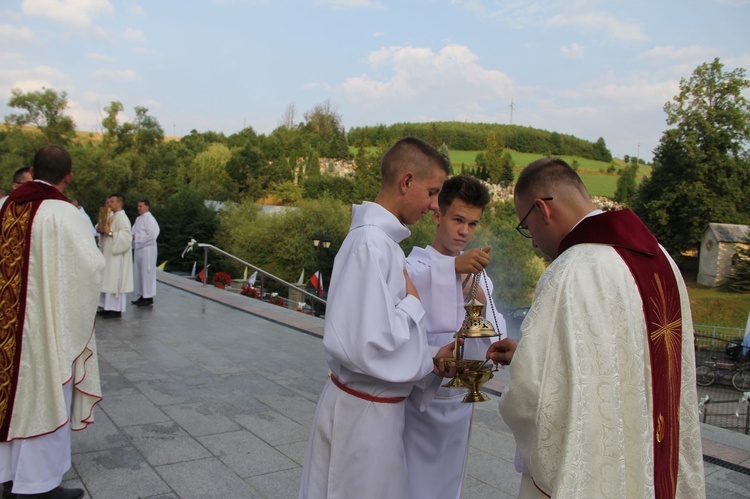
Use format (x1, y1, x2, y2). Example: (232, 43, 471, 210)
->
(684, 278, 750, 330)
(451, 149, 651, 198)
(350, 146, 651, 197)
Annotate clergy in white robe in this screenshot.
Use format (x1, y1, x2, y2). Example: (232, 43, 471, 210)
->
(132, 199, 160, 304)
(299, 137, 454, 499)
(0, 146, 104, 497)
(489, 158, 705, 499)
(403, 174, 506, 499)
(98, 194, 133, 315)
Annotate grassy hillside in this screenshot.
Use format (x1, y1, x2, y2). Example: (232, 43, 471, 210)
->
(684, 279, 750, 330)
(450, 149, 650, 198)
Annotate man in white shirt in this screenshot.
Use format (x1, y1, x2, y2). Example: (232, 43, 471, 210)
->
(97, 194, 133, 318)
(131, 199, 160, 307)
(404, 174, 506, 499)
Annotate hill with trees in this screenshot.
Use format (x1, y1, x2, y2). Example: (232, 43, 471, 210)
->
(1, 57, 748, 312)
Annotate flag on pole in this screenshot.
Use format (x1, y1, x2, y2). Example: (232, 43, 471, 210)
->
(157, 261, 167, 271)
(247, 271, 258, 286)
(243, 267, 248, 282)
(297, 269, 305, 285)
(309, 271, 324, 297)
(197, 267, 206, 283)
(190, 262, 197, 277)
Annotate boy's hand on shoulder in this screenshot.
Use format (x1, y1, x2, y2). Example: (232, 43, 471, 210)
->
(403, 268, 420, 301)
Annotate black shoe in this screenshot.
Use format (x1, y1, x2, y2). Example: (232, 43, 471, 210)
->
(95, 309, 105, 316)
(100, 310, 121, 318)
(3, 481, 14, 499)
(135, 297, 153, 307)
(17, 487, 83, 499)
(131, 296, 143, 305)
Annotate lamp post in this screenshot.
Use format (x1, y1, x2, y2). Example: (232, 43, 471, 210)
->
(311, 231, 331, 317)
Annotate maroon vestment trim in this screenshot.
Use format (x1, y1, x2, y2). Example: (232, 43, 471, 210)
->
(558, 210, 682, 499)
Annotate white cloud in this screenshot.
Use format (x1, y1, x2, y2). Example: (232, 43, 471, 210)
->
(315, 0, 383, 8)
(87, 52, 114, 62)
(21, 0, 114, 27)
(0, 52, 25, 65)
(547, 11, 648, 42)
(450, 0, 487, 14)
(132, 46, 158, 56)
(140, 99, 160, 109)
(122, 27, 145, 42)
(481, 1, 648, 42)
(79, 90, 118, 104)
(0, 24, 35, 43)
(66, 98, 106, 132)
(560, 42, 584, 59)
(0, 65, 69, 102)
(92, 69, 137, 81)
(373, 31, 385, 38)
(128, 4, 145, 15)
(640, 45, 717, 61)
(340, 44, 513, 108)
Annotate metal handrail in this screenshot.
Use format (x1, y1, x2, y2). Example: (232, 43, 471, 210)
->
(194, 243, 326, 307)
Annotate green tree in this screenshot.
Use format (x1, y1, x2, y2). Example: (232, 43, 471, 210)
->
(499, 152, 515, 186)
(268, 180, 303, 204)
(635, 58, 750, 255)
(592, 137, 613, 162)
(133, 106, 164, 153)
(5, 87, 76, 144)
(614, 163, 639, 206)
(303, 99, 349, 159)
(186, 143, 236, 201)
(155, 188, 218, 274)
(352, 142, 384, 203)
(484, 131, 505, 184)
(439, 142, 452, 173)
(217, 198, 351, 287)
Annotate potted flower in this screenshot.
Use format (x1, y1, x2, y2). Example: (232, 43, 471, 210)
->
(212, 271, 232, 289)
(241, 285, 259, 298)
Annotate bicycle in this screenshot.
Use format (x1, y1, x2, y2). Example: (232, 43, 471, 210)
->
(695, 357, 750, 391)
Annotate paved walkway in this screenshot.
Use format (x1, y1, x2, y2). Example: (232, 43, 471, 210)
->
(62, 271, 750, 498)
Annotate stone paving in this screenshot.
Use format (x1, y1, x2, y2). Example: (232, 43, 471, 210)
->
(59, 271, 750, 498)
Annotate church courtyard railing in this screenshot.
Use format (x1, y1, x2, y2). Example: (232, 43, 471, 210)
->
(694, 325, 749, 434)
(185, 241, 326, 315)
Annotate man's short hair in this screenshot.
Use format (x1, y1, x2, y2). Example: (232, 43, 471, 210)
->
(13, 166, 31, 184)
(515, 157, 588, 199)
(438, 174, 490, 213)
(138, 199, 150, 207)
(380, 137, 451, 186)
(32, 146, 72, 184)
(110, 193, 125, 205)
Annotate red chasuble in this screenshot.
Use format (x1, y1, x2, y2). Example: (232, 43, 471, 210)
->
(558, 209, 682, 499)
(0, 181, 69, 441)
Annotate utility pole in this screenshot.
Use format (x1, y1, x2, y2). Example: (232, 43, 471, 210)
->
(509, 98, 515, 125)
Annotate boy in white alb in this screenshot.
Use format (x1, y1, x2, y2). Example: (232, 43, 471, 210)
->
(299, 137, 460, 499)
(405, 174, 506, 499)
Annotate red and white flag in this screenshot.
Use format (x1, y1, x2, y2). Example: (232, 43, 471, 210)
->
(309, 271, 324, 296)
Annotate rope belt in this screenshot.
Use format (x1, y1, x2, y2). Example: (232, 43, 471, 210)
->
(330, 374, 406, 404)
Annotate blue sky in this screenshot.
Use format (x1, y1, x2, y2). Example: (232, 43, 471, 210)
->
(1, 0, 748, 162)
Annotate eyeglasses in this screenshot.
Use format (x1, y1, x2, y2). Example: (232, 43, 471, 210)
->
(515, 197, 553, 238)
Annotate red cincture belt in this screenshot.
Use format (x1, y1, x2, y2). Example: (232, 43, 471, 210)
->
(330, 374, 406, 404)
